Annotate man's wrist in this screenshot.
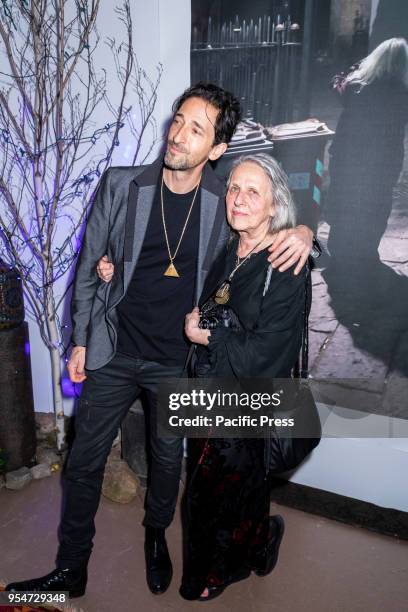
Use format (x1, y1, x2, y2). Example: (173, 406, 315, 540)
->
(70, 335, 86, 348)
(70, 344, 86, 356)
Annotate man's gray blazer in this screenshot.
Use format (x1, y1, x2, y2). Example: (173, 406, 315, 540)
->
(71, 156, 229, 370)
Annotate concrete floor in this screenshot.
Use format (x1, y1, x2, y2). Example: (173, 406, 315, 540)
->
(1, 474, 407, 612)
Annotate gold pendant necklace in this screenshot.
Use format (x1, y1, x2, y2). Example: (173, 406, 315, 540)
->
(214, 233, 270, 304)
(163, 262, 179, 277)
(214, 280, 231, 304)
(161, 175, 200, 277)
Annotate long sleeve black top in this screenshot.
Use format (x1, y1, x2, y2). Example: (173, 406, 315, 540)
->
(195, 237, 307, 380)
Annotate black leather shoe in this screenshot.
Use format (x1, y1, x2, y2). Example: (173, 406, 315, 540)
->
(252, 515, 285, 577)
(144, 527, 173, 595)
(5, 566, 87, 598)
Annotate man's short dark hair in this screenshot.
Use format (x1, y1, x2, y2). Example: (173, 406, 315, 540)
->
(172, 82, 241, 145)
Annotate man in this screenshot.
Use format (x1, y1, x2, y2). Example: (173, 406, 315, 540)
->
(6, 83, 313, 598)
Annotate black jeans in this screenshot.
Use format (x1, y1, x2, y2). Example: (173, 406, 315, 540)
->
(56, 352, 184, 569)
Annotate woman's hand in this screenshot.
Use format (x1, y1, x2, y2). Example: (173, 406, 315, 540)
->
(267, 225, 313, 274)
(185, 307, 211, 346)
(97, 255, 114, 282)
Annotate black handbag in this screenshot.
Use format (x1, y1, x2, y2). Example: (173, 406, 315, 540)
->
(264, 266, 322, 474)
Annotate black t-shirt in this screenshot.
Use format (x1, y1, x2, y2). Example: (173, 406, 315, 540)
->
(116, 178, 201, 366)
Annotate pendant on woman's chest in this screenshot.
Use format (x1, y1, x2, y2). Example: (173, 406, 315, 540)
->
(214, 280, 231, 304)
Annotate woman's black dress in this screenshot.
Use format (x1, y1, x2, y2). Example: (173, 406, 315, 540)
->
(181, 239, 307, 598)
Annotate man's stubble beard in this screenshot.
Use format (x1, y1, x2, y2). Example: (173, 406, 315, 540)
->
(163, 151, 190, 171)
(164, 145, 208, 172)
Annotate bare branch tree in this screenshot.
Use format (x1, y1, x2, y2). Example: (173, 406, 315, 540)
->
(0, 0, 162, 449)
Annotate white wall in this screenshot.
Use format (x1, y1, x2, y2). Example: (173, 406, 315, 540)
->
(287, 406, 408, 512)
(290, 437, 408, 512)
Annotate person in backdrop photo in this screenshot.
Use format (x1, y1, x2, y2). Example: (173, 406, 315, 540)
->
(6, 83, 314, 599)
(322, 36, 408, 389)
(326, 37, 408, 265)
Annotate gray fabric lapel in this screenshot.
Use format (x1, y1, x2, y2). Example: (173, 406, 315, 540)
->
(123, 184, 156, 290)
(195, 188, 220, 303)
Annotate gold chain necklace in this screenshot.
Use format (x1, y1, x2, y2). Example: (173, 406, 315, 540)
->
(161, 174, 200, 277)
(214, 233, 270, 304)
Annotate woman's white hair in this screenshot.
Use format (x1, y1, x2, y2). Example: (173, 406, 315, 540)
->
(226, 153, 297, 232)
(346, 37, 408, 89)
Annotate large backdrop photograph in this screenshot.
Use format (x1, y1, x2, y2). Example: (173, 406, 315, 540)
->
(191, 0, 408, 424)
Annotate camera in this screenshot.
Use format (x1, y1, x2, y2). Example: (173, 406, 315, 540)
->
(198, 299, 241, 330)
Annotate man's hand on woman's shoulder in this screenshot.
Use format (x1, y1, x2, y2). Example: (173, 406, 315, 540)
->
(267, 225, 313, 275)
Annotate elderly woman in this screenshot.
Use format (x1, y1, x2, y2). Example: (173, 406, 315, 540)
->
(179, 153, 308, 601)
